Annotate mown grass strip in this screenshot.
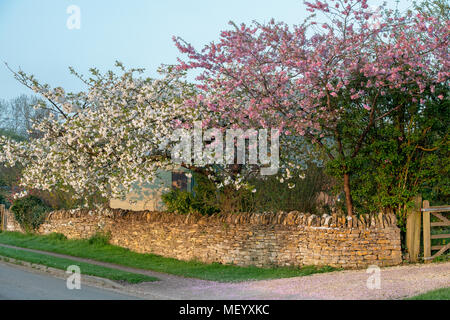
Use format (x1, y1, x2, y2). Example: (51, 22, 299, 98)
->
(405, 287, 450, 300)
(0, 245, 158, 284)
(0, 231, 338, 282)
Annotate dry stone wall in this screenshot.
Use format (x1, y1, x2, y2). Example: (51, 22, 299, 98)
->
(8, 208, 402, 268)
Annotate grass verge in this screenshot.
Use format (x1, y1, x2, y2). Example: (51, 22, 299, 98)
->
(0, 231, 338, 282)
(405, 287, 450, 300)
(0, 245, 157, 284)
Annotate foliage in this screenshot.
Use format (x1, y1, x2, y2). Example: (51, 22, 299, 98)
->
(413, 0, 450, 20)
(190, 172, 222, 214)
(248, 163, 334, 214)
(163, 171, 268, 215)
(163, 180, 253, 215)
(326, 84, 449, 227)
(162, 173, 220, 215)
(10, 195, 51, 232)
(163, 164, 333, 214)
(0, 193, 9, 209)
(192, 172, 256, 214)
(162, 189, 195, 214)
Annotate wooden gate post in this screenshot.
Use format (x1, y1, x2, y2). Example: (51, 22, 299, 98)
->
(0, 204, 4, 231)
(422, 200, 431, 261)
(406, 195, 422, 262)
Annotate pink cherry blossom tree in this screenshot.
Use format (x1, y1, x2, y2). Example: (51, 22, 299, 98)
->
(174, 0, 449, 215)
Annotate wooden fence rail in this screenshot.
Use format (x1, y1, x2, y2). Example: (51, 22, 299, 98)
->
(422, 200, 450, 261)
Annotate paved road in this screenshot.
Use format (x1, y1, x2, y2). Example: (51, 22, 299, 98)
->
(0, 262, 138, 300)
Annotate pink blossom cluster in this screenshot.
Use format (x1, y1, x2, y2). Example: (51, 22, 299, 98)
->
(175, 0, 449, 142)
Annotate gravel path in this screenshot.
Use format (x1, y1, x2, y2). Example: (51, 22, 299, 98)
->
(130, 261, 449, 300)
(216, 262, 450, 300)
(1, 243, 448, 300)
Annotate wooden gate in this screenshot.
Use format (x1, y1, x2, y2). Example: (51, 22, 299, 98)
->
(422, 200, 450, 261)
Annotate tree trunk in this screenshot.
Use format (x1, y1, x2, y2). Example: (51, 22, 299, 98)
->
(343, 173, 353, 216)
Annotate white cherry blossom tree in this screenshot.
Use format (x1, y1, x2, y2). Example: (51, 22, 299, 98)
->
(0, 62, 206, 205)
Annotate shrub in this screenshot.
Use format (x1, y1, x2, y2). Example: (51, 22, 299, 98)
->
(162, 165, 333, 215)
(10, 195, 51, 233)
(162, 189, 220, 215)
(251, 166, 331, 214)
(190, 173, 222, 215)
(46, 232, 68, 241)
(162, 171, 221, 215)
(162, 189, 195, 214)
(87, 231, 111, 246)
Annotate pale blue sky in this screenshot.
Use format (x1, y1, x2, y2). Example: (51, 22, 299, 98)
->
(0, 0, 413, 99)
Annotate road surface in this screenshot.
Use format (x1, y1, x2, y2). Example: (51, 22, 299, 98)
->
(0, 262, 139, 300)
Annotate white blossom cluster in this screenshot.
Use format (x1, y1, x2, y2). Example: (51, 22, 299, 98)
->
(0, 63, 205, 200)
(12, 190, 28, 199)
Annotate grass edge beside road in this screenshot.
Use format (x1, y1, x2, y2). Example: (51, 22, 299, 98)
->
(405, 287, 450, 300)
(0, 231, 339, 282)
(0, 245, 158, 284)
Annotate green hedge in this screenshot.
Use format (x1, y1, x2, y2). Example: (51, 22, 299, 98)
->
(10, 195, 51, 233)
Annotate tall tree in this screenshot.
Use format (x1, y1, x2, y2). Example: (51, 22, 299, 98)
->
(174, 0, 449, 215)
(0, 94, 49, 138)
